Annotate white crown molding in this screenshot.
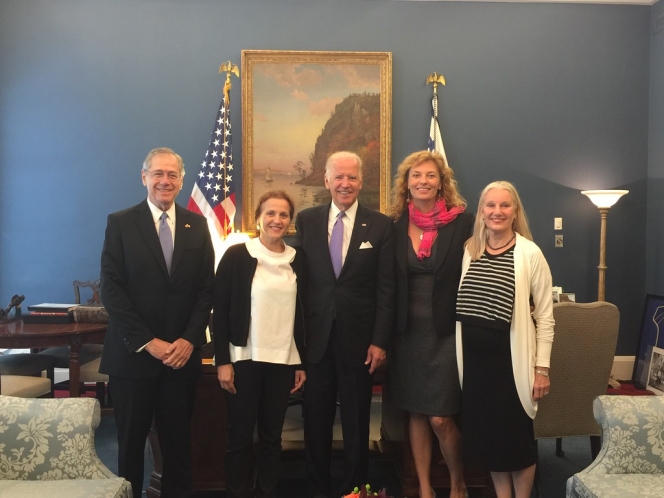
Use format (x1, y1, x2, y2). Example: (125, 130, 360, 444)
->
(397, 0, 658, 5)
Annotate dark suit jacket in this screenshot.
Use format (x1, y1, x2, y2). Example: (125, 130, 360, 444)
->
(293, 203, 396, 365)
(99, 200, 214, 379)
(212, 242, 307, 366)
(394, 211, 474, 337)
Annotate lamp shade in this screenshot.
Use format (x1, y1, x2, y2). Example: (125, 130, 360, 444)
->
(581, 190, 628, 209)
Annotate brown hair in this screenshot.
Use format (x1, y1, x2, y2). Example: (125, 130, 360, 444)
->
(389, 150, 466, 220)
(254, 190, 295, 221)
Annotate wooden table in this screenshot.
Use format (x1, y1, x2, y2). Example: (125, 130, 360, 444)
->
(0, 320, 106, 397)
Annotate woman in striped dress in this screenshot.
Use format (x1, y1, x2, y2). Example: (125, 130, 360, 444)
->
(455, 181, 554, 498)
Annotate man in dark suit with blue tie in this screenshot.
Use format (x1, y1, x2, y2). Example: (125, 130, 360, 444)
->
(100, 147, 214, 498)
(293, 151, 396, 497)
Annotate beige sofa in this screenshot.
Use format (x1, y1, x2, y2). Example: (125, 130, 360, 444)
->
(0, 395, 131, 498)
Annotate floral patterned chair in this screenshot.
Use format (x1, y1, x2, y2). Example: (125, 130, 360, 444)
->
(566, 395, 664, 497)
(0, 395, 131, 497)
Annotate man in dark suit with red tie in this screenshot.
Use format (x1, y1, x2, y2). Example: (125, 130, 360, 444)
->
(293, 151, 396, 497)
(100, 147, 214, 498)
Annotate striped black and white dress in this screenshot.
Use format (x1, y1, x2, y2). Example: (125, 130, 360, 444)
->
(456, 245, 537, 472)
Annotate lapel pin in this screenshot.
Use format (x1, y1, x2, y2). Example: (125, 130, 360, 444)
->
(185, 224, 191, 228)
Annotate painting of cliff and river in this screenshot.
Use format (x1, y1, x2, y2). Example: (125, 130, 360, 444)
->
(241, 50, 392, 231)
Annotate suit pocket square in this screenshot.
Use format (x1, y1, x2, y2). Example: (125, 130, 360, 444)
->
(359, 241, 373, 249)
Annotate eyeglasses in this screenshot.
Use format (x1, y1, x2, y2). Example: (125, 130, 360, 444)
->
(146, 170, 181, 181)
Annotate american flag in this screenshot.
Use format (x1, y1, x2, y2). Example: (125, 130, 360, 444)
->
(187, 79, 236, 244)
(427, 93, 448, 163)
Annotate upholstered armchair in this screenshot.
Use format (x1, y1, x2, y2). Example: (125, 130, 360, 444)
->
(534, 301, 620, 459)
(566, 395, 664, 497)
(0, 395, 131, 497)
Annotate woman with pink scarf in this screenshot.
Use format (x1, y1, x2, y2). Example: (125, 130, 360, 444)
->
(388, 150, 473, 498)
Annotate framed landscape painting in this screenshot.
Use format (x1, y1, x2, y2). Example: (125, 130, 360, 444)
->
(241, 50, 392, 231)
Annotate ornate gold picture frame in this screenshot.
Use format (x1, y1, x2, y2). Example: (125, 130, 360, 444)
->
(241, 50, 392, 231)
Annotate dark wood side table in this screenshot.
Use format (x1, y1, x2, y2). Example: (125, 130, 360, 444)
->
(0, 320, 106, 397)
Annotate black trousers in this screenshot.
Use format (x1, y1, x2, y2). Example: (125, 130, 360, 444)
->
(110, 373, 196, 498)
(304, 325, 373, 497)
(225, 360, 296, 498)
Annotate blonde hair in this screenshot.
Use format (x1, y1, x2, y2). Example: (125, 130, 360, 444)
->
(389, 150, 466, 220)
(466, 181, 533, 261)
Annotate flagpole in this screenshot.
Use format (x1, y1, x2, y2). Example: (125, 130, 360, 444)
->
(426, 72, 448, 162)
(426, 72, 446, 94)
(219, 62, 239, 236)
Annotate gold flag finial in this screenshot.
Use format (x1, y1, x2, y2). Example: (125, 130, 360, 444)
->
(219, 61, 240, 100)
(426, 72, 446, 95)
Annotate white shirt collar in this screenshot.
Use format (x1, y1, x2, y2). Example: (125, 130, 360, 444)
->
(146, 199, 176, 224)
(329, 199, 358, 224)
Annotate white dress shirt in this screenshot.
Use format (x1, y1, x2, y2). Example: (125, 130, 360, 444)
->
(146, 198, 176, 247)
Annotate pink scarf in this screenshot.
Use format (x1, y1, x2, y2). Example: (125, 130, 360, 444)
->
(409, 200, 465, 260)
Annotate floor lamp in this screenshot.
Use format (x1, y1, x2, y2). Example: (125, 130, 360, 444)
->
(581, 190, 628, 301)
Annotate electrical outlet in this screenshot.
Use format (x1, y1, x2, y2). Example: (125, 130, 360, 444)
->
(554, 217, 562, 230)
(555, 235, 563, 248)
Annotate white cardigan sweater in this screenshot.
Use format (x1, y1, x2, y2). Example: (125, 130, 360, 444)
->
(455, 233, 555, 419)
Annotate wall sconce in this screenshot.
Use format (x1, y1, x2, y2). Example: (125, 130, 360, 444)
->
(581, 190, 628, 301)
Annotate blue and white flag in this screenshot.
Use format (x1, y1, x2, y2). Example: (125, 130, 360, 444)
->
(427, 93, 448, 163)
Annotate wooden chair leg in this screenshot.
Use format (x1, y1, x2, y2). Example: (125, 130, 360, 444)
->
(556, 437, 565, 457)
(95, 381, 106, 405)
(590, 435, 601, 460)
(46, 366, 55, 398)
(534, 441, 542, 498)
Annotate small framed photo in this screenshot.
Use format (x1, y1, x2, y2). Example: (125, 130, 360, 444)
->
(633, 294, 664, 388)
(559, 293, 576, 303)
(646, 346, 664, 395)
(552, 286, 562, 303)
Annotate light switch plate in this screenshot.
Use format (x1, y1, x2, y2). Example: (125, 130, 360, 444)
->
(554, 217, 562, 230)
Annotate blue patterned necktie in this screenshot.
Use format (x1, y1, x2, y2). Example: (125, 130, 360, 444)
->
(159, 212, 173, 273)
(329, 211, 345, 278)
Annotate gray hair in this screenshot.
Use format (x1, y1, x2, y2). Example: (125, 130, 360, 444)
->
(142, 147, 185, 178)
(325, 151, 362, 181)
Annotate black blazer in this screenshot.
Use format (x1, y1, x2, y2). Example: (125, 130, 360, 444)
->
(394, 211, 474, 337)
(99, 200, 214, 379)
(212, 242, 307, 366)
(293, 203, 396, 365)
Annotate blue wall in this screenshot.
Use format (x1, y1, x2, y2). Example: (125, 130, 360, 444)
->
(0, 0, 654, 355)
(648, 1, 664, 294)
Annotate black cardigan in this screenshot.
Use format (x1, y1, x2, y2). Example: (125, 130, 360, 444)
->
(212, 242, 307, 366)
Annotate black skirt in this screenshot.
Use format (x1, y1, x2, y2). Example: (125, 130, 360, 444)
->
(460, 322, 536, 472)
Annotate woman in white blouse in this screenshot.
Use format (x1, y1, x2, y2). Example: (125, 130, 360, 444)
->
(213, 190, 306, 498)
